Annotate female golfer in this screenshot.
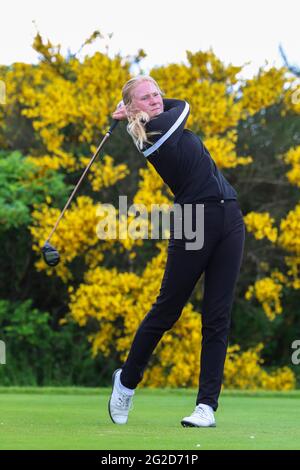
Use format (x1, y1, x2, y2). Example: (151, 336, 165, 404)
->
(108, 75, 245, 427)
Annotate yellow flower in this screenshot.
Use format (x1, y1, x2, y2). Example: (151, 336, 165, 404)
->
(244, 212, 278, 242)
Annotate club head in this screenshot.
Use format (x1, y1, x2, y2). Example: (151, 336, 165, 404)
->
(42, 242, 60, 266)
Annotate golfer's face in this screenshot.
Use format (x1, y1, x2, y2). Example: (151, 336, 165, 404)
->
(131, 81, 163, 118)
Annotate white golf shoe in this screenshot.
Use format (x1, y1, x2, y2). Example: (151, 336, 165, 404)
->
(181, 403, 216, 427)
(108, 369, 134, 424)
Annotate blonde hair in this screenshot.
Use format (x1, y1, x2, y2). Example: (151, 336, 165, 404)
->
(122, 75, 164, 151)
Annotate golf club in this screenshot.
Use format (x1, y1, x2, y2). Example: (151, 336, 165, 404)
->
(42, 118, 119, 266)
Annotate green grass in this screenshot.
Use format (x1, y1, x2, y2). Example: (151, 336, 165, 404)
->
(0, 388, 300, 450)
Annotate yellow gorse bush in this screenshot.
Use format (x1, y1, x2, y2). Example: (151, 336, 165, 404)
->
(245, 276, 283, 320)
(244, 204, 300, 319)
(224, 344, 295, 390)
(278, 203, 300, 255)
(2, 36, 297, 389)
(240, 67, 286, 116)
(30, 196, 104, 282)
(78, 154, 129, 192)
(68, 242, 203, 387)
(244, 212, 278, 242)
(203, 131, 253, 169)
(283, 146, 300, 188)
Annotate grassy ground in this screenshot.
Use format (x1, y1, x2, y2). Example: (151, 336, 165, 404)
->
(0, 388, 300, 450)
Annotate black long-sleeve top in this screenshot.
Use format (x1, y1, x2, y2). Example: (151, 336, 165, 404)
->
(141, 98, 237, 204)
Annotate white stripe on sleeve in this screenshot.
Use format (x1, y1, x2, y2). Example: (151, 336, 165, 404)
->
(142, 101, 190, 158)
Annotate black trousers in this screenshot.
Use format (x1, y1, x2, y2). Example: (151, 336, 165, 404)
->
(121, 199, 245, 411)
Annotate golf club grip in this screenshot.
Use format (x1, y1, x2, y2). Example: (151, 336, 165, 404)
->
(107, 119, 119, 135)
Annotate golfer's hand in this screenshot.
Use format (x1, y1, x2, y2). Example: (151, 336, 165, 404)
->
(112, 101, 128, 120)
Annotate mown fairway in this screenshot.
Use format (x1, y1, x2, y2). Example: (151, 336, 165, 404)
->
(0, 388, 300, 450)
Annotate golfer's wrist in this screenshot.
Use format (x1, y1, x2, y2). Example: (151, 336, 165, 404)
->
(112, 112, 127, 120)
(112, 102, 128, 120)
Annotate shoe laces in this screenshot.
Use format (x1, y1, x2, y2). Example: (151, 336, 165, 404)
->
(116, 391, 133, 411)
(192, 405, 212, 419)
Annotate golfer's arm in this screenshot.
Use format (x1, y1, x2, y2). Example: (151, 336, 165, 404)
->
(144, 99, 190, 153)
(162, 98, 186, 112)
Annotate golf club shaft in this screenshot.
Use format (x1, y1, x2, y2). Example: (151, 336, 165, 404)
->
(45, 121, 119, 244)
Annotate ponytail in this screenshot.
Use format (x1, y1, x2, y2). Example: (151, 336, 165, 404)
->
(127, 111, 161, 151)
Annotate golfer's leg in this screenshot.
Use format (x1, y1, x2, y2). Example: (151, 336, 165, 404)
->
(121, 244, 211, 389)
(197, 207, 245, 410)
